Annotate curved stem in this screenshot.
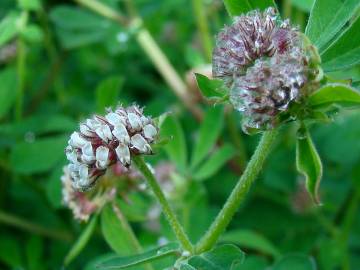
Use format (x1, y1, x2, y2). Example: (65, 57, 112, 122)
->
(195, 129, 278, 253)
(133, 156, 194, 253)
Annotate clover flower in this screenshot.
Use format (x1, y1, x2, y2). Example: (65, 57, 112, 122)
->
(65, 105, 158, 191)
(213, 7, 321, 133)
(61, 166, 116, 221)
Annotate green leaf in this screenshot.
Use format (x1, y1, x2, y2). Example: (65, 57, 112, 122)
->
(221, 229, 280, 258)
(0, 68, 17, 119)
(223, 0, 276, 16)
(193, 144, 236, 181)
(305, 0, 360, 51)
(296, 128, 323, 204)
(191, 106, 224, 169)
(96, 76, 124, 113)
(308, 83, 360, 109)
(186, 244, 245, 270)
(64, 215, 98, 266)
(0, 114, 77, 137)
(46, 166, 64, 209)
(0, 236, 22, 268)
(25, 236, 43, 270)
(272, 254, 316, 270)
(116, 194, 151, 222)
(101, 204, 138, 256)
(195, 73, 227, 99)
(0, 12, 19, 47)
(50, 6, 114, 49)
(10, 135, 68, 174)
(160, 115, 187, 172)
(21, 24, 44, 43)
(18, 0, 41, 11)
(97, 242, 180, 269)
(321, 16, 360, 71)
(291, 0, 314, 12)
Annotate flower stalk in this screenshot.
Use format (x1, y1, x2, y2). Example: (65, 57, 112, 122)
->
(133, 156, 194, 253)
(195, 129, 278, 253)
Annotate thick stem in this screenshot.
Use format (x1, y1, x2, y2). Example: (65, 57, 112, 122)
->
(133, 156, 194, 253)
(195, 129, 278, 253)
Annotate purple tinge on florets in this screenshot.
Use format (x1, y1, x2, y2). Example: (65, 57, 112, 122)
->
(213, 7, 316, 133)
(65, 105, 158, 191)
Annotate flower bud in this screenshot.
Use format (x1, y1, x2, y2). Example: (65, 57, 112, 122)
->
(65, 105, 158, 191)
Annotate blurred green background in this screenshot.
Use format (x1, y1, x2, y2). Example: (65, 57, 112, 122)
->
(1, 0, 360, 269)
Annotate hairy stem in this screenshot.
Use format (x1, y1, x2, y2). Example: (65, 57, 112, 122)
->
(192, 0, 212, 61)
(195, 129, 278, 253)
(133, 156, 194, 253)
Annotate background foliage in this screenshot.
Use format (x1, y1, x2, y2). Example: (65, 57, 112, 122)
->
(0, 0, 360, 269)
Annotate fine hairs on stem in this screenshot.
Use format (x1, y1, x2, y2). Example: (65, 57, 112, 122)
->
(195, 129, 278, 253)
(132, 156, 194, 253)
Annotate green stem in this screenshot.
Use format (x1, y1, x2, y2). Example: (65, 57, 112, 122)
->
(74, 0, 127, 24)
(192, 0, 212, 62)
(133, 156, 194, 253)
(0, 210, 72, 241)
(195, 129, 278, 253)
(112, 203, 154, 270)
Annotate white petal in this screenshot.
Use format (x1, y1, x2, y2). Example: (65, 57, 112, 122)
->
(143, 124, 157, 141)
(96, 146, 109, 168)
(66, 150, 78, 163)
(80, 124, 93, 136)
(140, 116, 150, 126)
(105, 112, 126, 126)
(112, 123, 130, 144)
(82, 153, 95, 164)
(131, 134, 151, 153)
(87, 119, 102, 129)
(78, 165, 89, 179)
(96, 124, 113, 142)
(128, 113, 142, 131)
(82, 142, 94, 156)
(69, 132, 86, 148)
(115, 144, 131, 165)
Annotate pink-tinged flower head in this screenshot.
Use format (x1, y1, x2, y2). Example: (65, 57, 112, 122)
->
(213, 7, 321, 133)
(65, 105, 158, 191)
(213, 7, 297, 86)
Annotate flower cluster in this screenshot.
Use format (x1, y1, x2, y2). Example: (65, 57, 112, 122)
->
(213, 7, 321, 133)
(65, 105, 158, 191)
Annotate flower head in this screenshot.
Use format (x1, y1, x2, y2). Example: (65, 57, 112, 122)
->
(65, 105, 158, 191)
(213, 7, 321, 133)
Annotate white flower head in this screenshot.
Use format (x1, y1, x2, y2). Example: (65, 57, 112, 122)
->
(65, 104, 158, 191)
